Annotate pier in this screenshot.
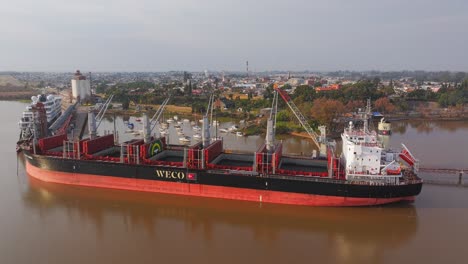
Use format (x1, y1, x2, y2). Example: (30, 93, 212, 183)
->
(419, 168, 466, 186)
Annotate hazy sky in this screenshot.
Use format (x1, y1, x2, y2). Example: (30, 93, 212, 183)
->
(0, 0, 467, 72)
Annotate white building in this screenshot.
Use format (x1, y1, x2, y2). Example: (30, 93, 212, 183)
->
(71, 70, 91, 102)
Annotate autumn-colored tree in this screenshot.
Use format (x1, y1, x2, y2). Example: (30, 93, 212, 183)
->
(345, 100, 365, 112)
(374, 97, 396, 113)
(310, 98, 345, 131)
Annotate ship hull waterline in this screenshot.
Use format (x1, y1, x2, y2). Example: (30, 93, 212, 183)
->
(24, 155, 419, 207)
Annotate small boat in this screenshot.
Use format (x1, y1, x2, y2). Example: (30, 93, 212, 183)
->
(179, 136, 190, 142)
(174, 124, 181, 128)
(236, 132, 244, 137)
(167, 118, 174, 123)
(177, 121, 183, 125)
(177, 131, 185, 136)
(219, 128, 228, 133)
(135, 118, 141, 122)
(161, 123, 168, 129)
(190, 121, 196, 126)
(160, 130, 168, 136)
(193, 134, 201, 139)
(183, 119, 190, 123)
(199, 119, 204, 123)
(193, 126, 201, 131)
(378, 118, 392, 135)
(173, 116, 179, 121)
(132, 131, 141, 136)
(240, 120, 245, 124)
(175, 127, 183, 131)
(212, 121, 219, 126)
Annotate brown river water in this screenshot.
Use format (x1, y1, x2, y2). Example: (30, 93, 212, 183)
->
(2, 101, 468, 264)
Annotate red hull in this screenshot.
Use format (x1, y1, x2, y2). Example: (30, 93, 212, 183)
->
(26, 162, 415, 207)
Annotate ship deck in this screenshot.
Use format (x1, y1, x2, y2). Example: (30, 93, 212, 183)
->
(279, 157, 328, 173)
(210, 153, 254, 167)
(149, 150, 184, 162)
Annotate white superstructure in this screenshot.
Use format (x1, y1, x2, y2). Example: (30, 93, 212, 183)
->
(340, 101, 406, 185)
(341, 121, 382, 176)
(71, 70, 91, 102)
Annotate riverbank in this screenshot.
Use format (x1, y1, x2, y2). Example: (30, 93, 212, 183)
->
(0, 91, 36, 101)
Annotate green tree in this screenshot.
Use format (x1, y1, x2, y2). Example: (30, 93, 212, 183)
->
(293, 85, 316, 102)
(276, 110, 291, 122)
(263, 84, 274, 100)
(122, 97, 130, 110)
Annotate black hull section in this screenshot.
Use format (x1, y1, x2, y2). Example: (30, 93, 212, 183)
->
(25, 153, 423, 199)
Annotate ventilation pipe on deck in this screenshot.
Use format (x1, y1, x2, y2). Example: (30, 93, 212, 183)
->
(143, 113, 151, 144)
(88, 110, 97, 140)
(202, 116, 210, 148)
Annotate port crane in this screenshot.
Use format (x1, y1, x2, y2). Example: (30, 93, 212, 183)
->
(272, 84, 323, 150)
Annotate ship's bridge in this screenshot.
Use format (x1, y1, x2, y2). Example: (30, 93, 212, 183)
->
(343, 129, 379, 146)
(342, 126, 383, 178)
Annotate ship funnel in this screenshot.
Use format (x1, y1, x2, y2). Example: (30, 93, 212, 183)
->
(202, 116, 210, 148)
(143, 113, 151, 143)
(88, 110, 97, 139)
(265, 119, 275, 152)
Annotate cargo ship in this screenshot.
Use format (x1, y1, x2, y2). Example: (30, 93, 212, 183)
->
(20, 90, 422, 206)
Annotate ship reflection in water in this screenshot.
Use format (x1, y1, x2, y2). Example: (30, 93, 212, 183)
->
(21, 173, 418, 264)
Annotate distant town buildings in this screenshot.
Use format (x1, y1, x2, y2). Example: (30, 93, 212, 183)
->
(7, 70, 464, 108)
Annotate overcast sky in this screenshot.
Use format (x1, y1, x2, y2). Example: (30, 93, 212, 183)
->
(0, 0, 467, 72)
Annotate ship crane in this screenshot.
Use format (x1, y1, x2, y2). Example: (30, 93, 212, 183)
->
(202, 93, 215, 147)
(265, 90, 279, 152)
(142, 96, 171, 143)
(88, 95, 113, 139)
(272, 84, 323, 151)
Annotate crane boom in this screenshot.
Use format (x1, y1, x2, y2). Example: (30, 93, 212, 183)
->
(95, 95, 114, 129)
(265, 90, 279, 151)
(150, 96, 171, 133)
(273, 84, 320, 149)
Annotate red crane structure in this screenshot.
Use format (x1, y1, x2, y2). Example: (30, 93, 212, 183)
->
(272, 84, 323, 150)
